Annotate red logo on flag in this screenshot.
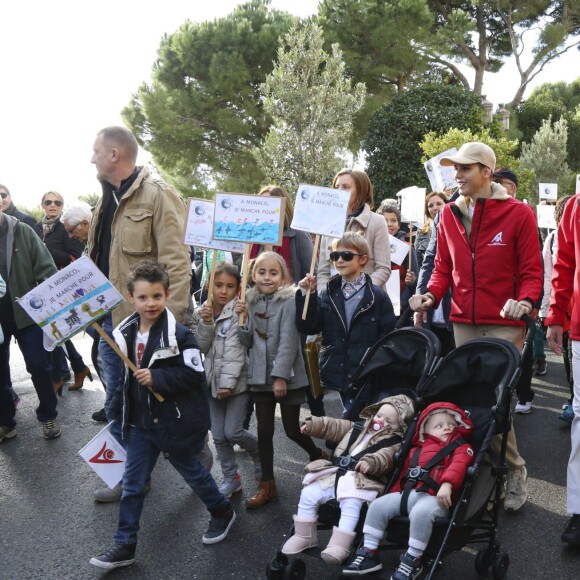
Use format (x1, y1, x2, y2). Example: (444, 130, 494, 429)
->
(89, 442, 123, 464)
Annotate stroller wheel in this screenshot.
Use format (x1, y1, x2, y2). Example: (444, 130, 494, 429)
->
(266, 554, 288, 580)
(474, 547, 493, 574)
(282, 558, 306, 580)
(491, 552, 509, 580)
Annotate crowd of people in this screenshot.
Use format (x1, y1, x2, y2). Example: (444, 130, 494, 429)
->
(0, 128, 579, 577)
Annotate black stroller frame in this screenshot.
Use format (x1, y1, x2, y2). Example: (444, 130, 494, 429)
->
(265, 327, 442, 580)
(372, 317, 535, 580)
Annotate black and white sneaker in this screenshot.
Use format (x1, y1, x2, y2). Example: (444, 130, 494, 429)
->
(391, 552, 423, 580)
(89, 544, 136, 570)
(202, 509, 236, 544)
(343, 547, 383, 576)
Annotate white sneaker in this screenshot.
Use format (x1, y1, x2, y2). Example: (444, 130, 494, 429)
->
(515, 401, 532, 414)
(504, 466, 528, 512)
(218, 475, 242, 498)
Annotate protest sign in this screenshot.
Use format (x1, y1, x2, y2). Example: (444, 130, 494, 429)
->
(537, 204, 556, 230)
(213, 193, 285, 245)
(292, 184, 350, 318)
(399, 186, 426, 225)
(424, 148, 458, 192)
(576, 174, 580, 194)
(291, 184, 350, 238)
(184, 198, 245, 253)
(18, 256, 123, 346)
(389, 234, 410, 266)
(539, 183, 558, 201)
(79, 423, 126, 489)
(385, 273, 401, 317)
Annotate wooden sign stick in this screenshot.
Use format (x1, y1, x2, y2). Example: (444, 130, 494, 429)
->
(408, 223, 413, 271)
(239, 243, 252, 327)
(206, 250, 218, 310)
(302, 234, 321, 320)
(91, 322, 164, 403)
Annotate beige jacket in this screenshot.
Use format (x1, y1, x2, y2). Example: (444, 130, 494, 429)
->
(87, 167, 192, 326)
(302, 394, 414, 494)
(317, 203, 391, 287)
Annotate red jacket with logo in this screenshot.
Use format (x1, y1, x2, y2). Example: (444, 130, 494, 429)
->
(546, 194, 580, 340)
(427, 193, 542, 326)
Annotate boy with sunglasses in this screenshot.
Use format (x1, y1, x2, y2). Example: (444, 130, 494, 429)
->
(296, 232, 395, 413)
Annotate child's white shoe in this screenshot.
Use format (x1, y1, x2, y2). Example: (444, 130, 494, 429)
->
(281, 515, 318, 554)
(320, 527, 356, 565)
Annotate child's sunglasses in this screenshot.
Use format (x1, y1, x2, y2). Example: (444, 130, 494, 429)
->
(329, 251, 364, 262)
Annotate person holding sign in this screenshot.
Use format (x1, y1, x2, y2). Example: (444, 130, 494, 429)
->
(409, 142, 542, 513)
(192, 262, 261, 499)
(0, 203, 61, 441)
(377, 204, 418, 326)
(296, 233, 395, 415)
(249, 184, 324, 417)
(90, 260, 235, 570)
(235, 252, 326, 509)
(317, 169, 390, 289)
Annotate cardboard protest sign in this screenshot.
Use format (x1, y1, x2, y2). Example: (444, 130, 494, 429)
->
(537, 204, 556, 230)
(213, 193, 285, 245)
(79, 423, 126, 489)
(389, 234, 410, 266)
(539, 183, 557, 201)
(18, 256, 124, 347)
(424, 148, 458, 192)
(385, 273, 400, 317)
(184, 198, 245, 253)
(291, 184, 350, 237)
(398, 187, 426, 225)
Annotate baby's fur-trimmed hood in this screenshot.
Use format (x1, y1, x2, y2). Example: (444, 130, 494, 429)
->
(245, 284, 298, 304)
(359, 394, 415, 435)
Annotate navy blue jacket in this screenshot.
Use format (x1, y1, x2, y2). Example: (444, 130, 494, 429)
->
(296, 274, 395, 392)
(110, 308, 210, 455)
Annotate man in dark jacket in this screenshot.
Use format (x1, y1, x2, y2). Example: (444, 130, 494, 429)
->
(0, 206, 61, 442)
(0, 184, 36, 227)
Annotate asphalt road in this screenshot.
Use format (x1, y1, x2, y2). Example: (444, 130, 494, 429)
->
(1, 333, 580, 579)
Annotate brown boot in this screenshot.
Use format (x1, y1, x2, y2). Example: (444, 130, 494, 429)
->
(53, 380, 64, 397)
(246, 480, 277, 509)
(69, 367, 94, 390)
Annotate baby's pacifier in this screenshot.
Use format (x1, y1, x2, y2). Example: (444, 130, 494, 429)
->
(371, 420, 384, 432)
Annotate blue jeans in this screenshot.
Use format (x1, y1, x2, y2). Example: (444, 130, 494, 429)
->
(115, 426, 229, 545)
(98, 313, 124, 421)
(0, 323, 57, 427)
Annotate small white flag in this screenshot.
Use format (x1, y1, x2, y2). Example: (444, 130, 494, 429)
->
(389, 234, 410, 266)
(79, 423, 126, 489)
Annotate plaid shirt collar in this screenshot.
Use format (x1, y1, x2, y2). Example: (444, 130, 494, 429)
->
(341, 273, 366, 299)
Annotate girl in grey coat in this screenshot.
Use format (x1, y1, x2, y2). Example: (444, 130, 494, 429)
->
(192, 263, 260, 500)
(236, 252, 325, 509)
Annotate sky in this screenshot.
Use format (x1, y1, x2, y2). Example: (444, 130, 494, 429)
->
(0, 0, 577, 209)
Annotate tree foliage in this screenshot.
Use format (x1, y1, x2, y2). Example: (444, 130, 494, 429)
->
(421, 127, 535, 200)
(78, 193, 101, 208)
(519, 117, 576, 203)
(364, 85, 486, 199)
(253, 22, 365, 193)
(122, 0, 294, 198)
(515, 79, 580, 170)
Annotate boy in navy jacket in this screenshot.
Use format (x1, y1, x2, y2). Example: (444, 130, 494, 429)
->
(296, 232, 395, 413)
(90, 260, 234, 571)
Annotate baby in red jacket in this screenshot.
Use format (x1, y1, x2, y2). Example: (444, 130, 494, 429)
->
(343, 402, 474, 579)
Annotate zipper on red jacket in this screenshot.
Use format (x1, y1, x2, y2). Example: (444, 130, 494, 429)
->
(470, 199, 485, 324)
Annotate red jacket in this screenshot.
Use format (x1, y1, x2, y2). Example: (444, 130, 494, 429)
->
(391, 402, 474, 500)
(546, 194, 580, 340)
(428, 192, 542, 326)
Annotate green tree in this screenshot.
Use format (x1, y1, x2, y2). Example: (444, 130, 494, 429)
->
(515, 79, 580, 169)
(519, 117, 575, 203)
(122, 0, 294, 198)
(78, 193, 101, 208)
(363, 85, 487, 198)
(318, 0, 436, 148)
(253, 22, 365, 193)
(421, 126, 535, 200)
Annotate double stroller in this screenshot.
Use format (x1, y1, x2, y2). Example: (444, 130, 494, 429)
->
(266, 322, 530, 580)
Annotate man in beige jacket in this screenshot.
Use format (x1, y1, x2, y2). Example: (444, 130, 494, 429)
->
(87, 126, 193, 501)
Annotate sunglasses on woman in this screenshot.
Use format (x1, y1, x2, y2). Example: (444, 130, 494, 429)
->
(329, 251, 364, 262)
(43, 200, 63, 207)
